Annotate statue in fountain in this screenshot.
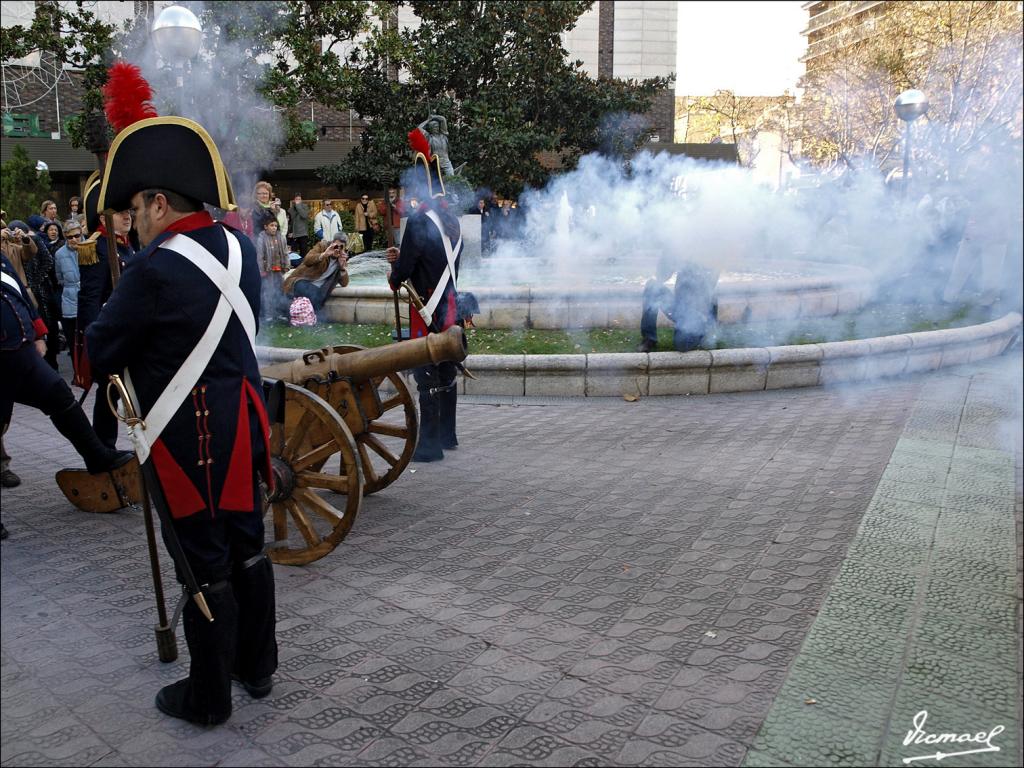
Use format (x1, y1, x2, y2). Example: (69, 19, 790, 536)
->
(636, 254, 720, 354)
(416, 115, 457, 176)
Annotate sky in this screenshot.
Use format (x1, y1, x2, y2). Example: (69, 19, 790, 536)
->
(675, 1, 808, 96)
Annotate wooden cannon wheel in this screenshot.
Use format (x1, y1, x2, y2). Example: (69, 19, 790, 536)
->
(265, 383, 363, 566)
(327, 345, 418, 496)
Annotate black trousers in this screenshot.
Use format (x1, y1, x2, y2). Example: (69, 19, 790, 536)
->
(0, 342, 76, 424)
(165, 500, 267, 585)
(93, 386, 119, 448)
(412, 361, 457, 397)
(164, 501, 277, 719)
(36, 287, 61, 370)
(62, 316, 77, 368)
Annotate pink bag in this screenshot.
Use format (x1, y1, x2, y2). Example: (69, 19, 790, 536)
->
(289, 296, 317, 326)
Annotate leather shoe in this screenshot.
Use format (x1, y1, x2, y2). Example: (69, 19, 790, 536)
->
(636, 339, 656, 353)
(1, 469, 20, 488)
(156, 680, 230, 725)
(232, 673, 273, 699)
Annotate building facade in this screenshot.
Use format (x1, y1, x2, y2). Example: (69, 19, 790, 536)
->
(801, 0, 887, 71)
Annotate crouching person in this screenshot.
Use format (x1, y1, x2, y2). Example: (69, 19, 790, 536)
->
(86, 116, 277, 726)
(282, 234, 349, 314)
(637, 255, 719, 353)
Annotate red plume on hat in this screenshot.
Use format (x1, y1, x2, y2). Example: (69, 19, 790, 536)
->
(102, 61, 158, 133)
(408, 127, 431, 160)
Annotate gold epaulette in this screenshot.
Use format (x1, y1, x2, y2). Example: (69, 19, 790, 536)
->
(77, 233, 100, 266)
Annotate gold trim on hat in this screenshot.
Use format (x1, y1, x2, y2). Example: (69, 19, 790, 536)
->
(98, 116, 234, 211)
(83, 169, 101, 193)
(412, 151, 445, 199)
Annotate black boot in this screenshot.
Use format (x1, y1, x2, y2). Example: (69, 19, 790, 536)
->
(92, 391, 120, 449)
(50, 403, 134, 473)
(412, 391, 444, 462)
(438, 387, 458, 450)
(156, 581, 237, 725)
(230, 554, 277, 699)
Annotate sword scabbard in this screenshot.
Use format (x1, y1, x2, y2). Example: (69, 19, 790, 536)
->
(193, 591, 214, 623)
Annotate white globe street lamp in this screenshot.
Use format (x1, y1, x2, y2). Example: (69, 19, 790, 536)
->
(894, 89, 929, 197)
(152, 5, 203, 113)
(152, 5, 202, 62)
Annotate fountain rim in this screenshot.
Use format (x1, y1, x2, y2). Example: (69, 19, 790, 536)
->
(257, 312, 1022, 397)
(339, 259, 874, 299)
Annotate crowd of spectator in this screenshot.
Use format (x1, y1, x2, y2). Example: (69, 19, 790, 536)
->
(2, 179, 528, 355)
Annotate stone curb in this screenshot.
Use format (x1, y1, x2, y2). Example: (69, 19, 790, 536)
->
(257, 312, 1022, 398)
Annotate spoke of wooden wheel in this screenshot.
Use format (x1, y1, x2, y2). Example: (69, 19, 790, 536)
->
(368, 421, 408, 439)
(296, 470, 353, 494)
(270, 423, 285, 455)
(285, 498, 320, 547)
(356, 441, 379, 484)
(272, 502, 288, 542)
(379, 393, 403, 411)
(294, 488, 344, 525)
(292, 439, 341, 473)
(361, 433, 400, 467)
(282, 407, 317, 461)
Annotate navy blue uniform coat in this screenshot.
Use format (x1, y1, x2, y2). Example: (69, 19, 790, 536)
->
(86, 214, 271, 521)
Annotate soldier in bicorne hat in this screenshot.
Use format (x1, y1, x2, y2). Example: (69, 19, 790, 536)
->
(86, 116, 277, 726)
(75, 171, 135, 444)
(385, 135, 463, 461)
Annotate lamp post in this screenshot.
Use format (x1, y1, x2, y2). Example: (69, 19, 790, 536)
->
(152, 4, 203, 115)
(894, 89, 928, 198)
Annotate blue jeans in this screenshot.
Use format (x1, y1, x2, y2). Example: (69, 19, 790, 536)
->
(640, 279, 715, 352)
(291, 279, 335, 312)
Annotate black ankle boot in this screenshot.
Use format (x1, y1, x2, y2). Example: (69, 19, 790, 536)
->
(50, 404, 134, 473)
(439, 387, 458, 450)
(412, 391, 444, 462)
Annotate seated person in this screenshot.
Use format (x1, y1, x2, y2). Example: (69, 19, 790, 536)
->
(637, 254, 719, 353)
(282, 234, 349, 312)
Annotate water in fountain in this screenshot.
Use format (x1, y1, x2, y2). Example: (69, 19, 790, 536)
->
(345, 249, 392, 284)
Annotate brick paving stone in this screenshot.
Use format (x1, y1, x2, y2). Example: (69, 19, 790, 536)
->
(2, 352, 1020, 766)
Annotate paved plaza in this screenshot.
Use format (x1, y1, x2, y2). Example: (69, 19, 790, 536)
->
(1, 352, 1021, 767)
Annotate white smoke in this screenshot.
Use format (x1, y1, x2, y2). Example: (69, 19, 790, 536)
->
(467, 127, 1021, 349)
(125, 2, 287, 203)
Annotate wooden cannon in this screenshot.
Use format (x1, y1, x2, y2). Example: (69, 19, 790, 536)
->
(258, 326, 465, 564)
(56, 327, 467, 566)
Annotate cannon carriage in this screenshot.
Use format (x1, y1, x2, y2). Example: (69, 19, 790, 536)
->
(57, 327, 467, 566)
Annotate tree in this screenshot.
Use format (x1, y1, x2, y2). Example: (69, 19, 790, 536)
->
(108, 1, 373, 189)
(1, 145, 53, 223)
(2, 1, 371, 187)
(687, 91, 793, 167)
(793, 1, 1023, 180)
(0, 0, 117, 150)
(318, 1, 672, 197)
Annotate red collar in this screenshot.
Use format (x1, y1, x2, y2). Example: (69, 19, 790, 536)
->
(95, 223, 131, 246)
(161, 210, 214, 236)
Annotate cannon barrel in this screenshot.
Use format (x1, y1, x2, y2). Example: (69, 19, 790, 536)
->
(260, 326, 467, 384)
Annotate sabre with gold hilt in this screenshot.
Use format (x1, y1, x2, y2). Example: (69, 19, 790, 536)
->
(401, 280, 476, 380)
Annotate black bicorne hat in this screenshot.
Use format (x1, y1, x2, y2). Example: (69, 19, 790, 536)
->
(407, 152, 446, 201)
(82, 170, 102, 232)
(99, 117, 234, 212)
